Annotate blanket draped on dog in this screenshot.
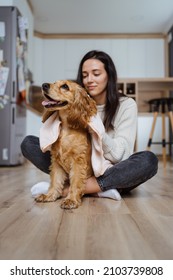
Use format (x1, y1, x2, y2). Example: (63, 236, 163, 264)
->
(39, 112, 113, 177)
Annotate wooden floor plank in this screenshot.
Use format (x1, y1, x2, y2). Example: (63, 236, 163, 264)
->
(0, 161, 173, 260)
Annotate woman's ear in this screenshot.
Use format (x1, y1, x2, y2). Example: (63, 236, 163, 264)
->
(67, 85, 97, 128)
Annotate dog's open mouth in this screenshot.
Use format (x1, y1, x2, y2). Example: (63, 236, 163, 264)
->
(42, 94, 68, 108)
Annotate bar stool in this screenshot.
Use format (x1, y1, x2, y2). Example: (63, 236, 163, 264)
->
(147, 97, 173, 167)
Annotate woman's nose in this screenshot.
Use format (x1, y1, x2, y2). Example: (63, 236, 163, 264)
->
(87, 74, 93, 82)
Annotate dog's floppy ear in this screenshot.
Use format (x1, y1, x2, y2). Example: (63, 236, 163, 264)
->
(42, 109, 55, 123)
(67, 84, 97, 129)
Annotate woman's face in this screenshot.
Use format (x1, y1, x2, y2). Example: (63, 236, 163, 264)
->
(82, 58, 108, 105)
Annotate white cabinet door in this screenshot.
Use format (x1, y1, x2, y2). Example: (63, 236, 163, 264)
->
(64, 39, 112, 79)
(64, 39, 94, 79)
(111, 39, 128, 77)
(127, 39, 146, 77)
(92, 39, 111, 54)
(42, 39, 66, 81)
(111, 38, 165, 78)
(146, 39, 165, 77)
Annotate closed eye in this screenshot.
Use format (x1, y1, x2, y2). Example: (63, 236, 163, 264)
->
(60, 84, 69, 90)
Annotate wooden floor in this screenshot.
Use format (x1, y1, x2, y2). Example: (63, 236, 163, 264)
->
(0, 160, 173, 260)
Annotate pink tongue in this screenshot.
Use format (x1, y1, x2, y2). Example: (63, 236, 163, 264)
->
(42, 100, 57, 106)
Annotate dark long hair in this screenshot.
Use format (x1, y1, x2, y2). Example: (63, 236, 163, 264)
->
(76, 50, 120, 131)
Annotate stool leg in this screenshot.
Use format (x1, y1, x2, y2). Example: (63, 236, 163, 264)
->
(167, 111, 173, 134)
(162, 112, 166, 168)
(147, 111, 158, 150)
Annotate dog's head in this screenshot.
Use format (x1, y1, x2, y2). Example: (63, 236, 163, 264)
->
(41, 80, 97, 128)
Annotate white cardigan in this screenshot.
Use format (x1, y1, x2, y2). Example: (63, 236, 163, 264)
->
(98, 97, 137, 163)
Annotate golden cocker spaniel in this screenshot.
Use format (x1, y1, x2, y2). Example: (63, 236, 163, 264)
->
(36, 80, 97, 209)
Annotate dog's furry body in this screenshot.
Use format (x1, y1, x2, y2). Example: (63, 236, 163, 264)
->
(36, 80, 97, 209)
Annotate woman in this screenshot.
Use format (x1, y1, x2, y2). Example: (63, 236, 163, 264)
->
(21, 50, 158, 200)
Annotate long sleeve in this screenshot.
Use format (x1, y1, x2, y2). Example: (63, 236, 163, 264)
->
(98, 97, 137, 163)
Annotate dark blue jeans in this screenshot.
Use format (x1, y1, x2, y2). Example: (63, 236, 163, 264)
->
(21, 135, 158, 195)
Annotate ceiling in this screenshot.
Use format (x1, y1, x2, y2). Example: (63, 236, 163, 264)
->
(29, 0, 173, 35)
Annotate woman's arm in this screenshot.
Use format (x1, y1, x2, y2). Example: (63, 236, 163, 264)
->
(102, 98, 138, 163)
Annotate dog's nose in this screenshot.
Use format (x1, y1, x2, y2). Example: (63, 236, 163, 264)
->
(42, 83, 50, 92)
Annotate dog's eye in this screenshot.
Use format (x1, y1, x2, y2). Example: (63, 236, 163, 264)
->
(61, 84, 69, 90)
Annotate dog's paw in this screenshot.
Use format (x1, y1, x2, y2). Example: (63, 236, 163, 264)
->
(60, 198, 80, 209)
(35, 192, 60, 202)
